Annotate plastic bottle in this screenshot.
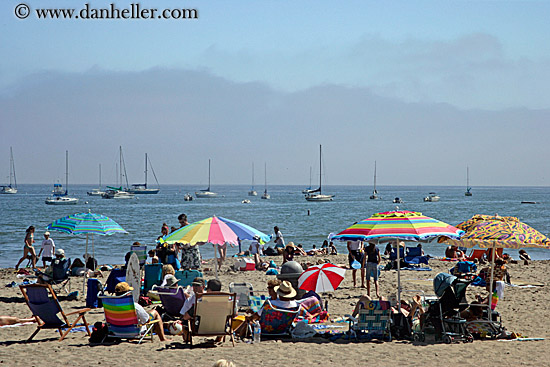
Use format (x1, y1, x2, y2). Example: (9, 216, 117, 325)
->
(253, 320, 261, 344)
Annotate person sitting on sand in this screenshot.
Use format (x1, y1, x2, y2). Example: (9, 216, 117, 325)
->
(160, 264, 176, 286)
(179, 277, 206, 320)
(294, 244, 308, 256)
(114, 282, 171, 341)
(37, 248, 67, 284)
(235, 279, 281, 338)
(519, 249, 531, 265)
(0, 315, 36, 326)
(282, 243, 296, 263)
(328, 241, 338, 255)
(445, 245, 465, 260)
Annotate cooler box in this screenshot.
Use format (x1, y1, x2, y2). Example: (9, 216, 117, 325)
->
(235, 258, 255, 271)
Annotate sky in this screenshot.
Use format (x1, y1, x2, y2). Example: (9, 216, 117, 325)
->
(1, 0, 550, 187)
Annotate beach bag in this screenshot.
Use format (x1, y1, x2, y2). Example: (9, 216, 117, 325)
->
(138, 295, 152, 306)
(391, 312, 411, 340)
(89, 322, 112, 344)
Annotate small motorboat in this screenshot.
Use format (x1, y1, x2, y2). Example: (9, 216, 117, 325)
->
(521, 201, 539, 204)
(423, 192, 440, 202)
(242, 199, 251, 204)
(393, 197, 403, 203)
(183, 193, 193, 201)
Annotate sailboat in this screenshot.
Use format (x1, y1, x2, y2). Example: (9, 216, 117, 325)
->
(1, 147, 17, 194)
(45, 151, 79, 205)
(261, 162, 270, 199)
(127, 153, 160, 194)
(305, 145, 334, 202)
(102, 147, 135, 199)
(302, 166, 315, 194)
(87, 164, 105, 196)
(369, 161, 380, 199)
(465, 166, 472, 196)
(195, 159, 218, 198)
(248, 162, 257, 196)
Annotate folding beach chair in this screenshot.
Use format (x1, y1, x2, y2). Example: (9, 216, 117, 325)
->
(229, 282, 254, 310)
(404, 247, 429, 266)
(348, 300, 392, 341)
(249, 295, 268, 314)
(19, 283, 91, 341)
(130, 244, 147, 267)
(35, 258, 72, 294)
(153, 285, 186, 320)
(143, 263, 163, 294)
(186, 292, 236, 347)
(98, 292, 160, 344)
(104, 268, 126, 293)
(466, 249, 486, 262)
(175, 269, 203, 287)
(258, 300, 301, 337)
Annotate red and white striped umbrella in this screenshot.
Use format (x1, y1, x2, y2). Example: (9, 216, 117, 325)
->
(298, 263, 346, 293)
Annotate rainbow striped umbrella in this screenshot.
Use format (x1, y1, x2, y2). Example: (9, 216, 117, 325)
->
(331, 210, 463, 307)
(159, 216, 270, 246)
(331, 210, 463, 243)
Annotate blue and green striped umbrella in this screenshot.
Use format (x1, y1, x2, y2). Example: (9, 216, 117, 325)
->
(47, 211, 128, 236)
(47, 210, 127, 259)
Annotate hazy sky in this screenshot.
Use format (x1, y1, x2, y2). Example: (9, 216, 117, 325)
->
(1, 0, 550, 187)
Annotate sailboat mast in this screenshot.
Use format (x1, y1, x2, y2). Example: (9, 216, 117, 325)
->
(319, 145, 322, 194)
(467, 166, 469, 189)
(65, 150, 69, 194)
(264, 162, 267, 194)
(119, 146, 122, 188)
(208, 159, 211, 191)
(99, 164, 102, 188)
(374, 161, 377, 192)
(252, 162, 255, 190)
(10, 147, 16, 188)
(145, 153, 148, 187)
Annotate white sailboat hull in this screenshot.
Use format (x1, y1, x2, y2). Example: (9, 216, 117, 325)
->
(248, 190, 258, 196)
(102, 190, 135, 199)
(0, 186, 17, 194)
(195, 191, 218, 198)
(261, 193, 271, 199)
(127, 188, 160, 194)
(45, 196, 79, 205)
(87, 189, 105, 196)
(305, 194, 334, 201)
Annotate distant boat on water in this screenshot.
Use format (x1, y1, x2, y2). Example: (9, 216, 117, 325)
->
(302, 166, 315, 194)
(465, 166, 472, 196)
(87, 164, 105, 196)
(393, 197, 403, 203)
(195, 159, 218, 198)
(127, 153, 160, 194)
(46, 151, 79, 205)
(1, 147, 17, 194)
(423, 192, 440, 202)
(102, 146, 134, 199)
(305, 145, 334, 202)
(248, 162, 257, 196)
(369, 161, 380, 200)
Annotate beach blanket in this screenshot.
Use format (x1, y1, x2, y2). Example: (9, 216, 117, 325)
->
(5, 279, 37, 287)
(56, 324, 94, 333)
(0, 322, 35, 328)
(498, 337, 545, 342)
(401, 267, 432, 271)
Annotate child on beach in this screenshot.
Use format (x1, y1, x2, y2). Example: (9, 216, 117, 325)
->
(37, 231, 55, 268)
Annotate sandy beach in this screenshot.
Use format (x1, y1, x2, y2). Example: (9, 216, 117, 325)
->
(1, 255, 548, 367)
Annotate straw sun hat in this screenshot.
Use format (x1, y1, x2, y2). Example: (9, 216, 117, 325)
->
(275, 280, 297, 299)
(114, 282, 133, 293)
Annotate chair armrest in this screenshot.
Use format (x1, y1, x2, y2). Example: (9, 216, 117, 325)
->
(65, 308, 92, 316)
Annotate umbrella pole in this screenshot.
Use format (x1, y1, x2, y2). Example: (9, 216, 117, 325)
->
(396, 240, 401, 310)
(487, 243, 496, 319)
(83, 234, 89, 294)
(213, 244, 219, 281)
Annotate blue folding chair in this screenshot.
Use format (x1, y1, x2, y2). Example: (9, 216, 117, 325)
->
(144, 264, 163, 293)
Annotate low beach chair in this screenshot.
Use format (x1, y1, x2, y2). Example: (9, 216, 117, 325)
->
(130, 244, 147, 267)
(258, 299, 301, 337)
(404, 247, 429, 266)
(348, 300, 392, 341)
(19, 283, 91, 341)
(104, 268, 126, 293)
(143, 263, 163, 293)
(35, 258, 72, 294)
(175, 269, 203, 287)
(186, 292, 236, 347)
(466, 249, 486, 262)
(153, 285, 186, 320)
(229, 282, 254, 310)
(98, 292, 160, 344)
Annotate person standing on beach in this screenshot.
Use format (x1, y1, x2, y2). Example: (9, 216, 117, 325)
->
(274, 226, 285, 250)
(178, 214, 202, 269)
(347, 240, 365, 288)
(15, 226, 37, 270)
(364, 242, 381, 298)
(37, 231, 55, 268)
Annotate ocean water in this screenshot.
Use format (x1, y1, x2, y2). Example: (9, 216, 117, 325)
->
(1, 184, 549, 268)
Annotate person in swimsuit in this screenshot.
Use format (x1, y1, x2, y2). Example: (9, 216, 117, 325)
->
(15, 226, 37, 270)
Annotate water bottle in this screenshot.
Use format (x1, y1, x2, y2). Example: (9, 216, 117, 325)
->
(253, 320, 261, 344)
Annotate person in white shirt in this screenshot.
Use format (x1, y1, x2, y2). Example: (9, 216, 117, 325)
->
(114, 282, 171, 341)
(274, 226, 285, 249)
(38, 232, 55, 268)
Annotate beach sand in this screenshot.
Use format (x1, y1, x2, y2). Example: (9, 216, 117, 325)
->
(1, 255, 548, 366)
